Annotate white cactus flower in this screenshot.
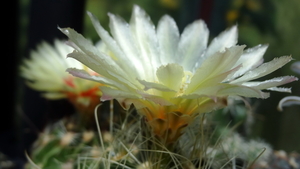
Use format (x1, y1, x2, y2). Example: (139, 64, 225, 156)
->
(60, 5, 297, 142)
(20, 40, 103, 114)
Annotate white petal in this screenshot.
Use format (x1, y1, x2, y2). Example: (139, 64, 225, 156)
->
(157, 15, 180, 65)
(205, 25, 238, 57)
(187, 83, 270, 99)
(186, 84, 225, 97)
(67, 68, 132, 91)
(59, 27, 101, 57)
(217, 85, 270, 98)
(59, 27, 125, 79)
(209, 46, 245, 77)
(186, 67, 240, 96)
(176, 19, 209, 71)
(186, 46, 244, 93)
(43, 92, 67, 99)
(100, 86, 140, 101)
(227, 44, 268, 80)
(67, 50, 121, 82)
(267, 87, 292, 93)
(87, 12, 138, 81)
(108, 13, 145, 79)
(241, 76, 298, 90)
(137, 79, 176, 92)
(231, 56, 293, 84)
(109, 69, 145, 90)
(130, 5, 160, 80)
(66, 43, 141, 90)
(137, 91, 174, 106)
(176, 93, 208, 99)
(156, 63, 184, 91)
(25, 81, 63, 92)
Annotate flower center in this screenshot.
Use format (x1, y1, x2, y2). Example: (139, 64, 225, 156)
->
(177, 71, 193, 96)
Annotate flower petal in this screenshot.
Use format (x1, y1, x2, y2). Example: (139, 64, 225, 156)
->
(217, 84, 270, 98)
(108, 13, 146, 79)
(176, 19, 209, 71)
(25, 81, 63, 92)
(205, 25, 238, 57)
(137, 79, 176, 92)
(43, 92, 67, 99)
(186, 67, 241, 97)
(156, 63, 184, 91)
(231, 56, 293, 84)
(67, 68, 133, 91)
(227, 44, 268, 80)
(267, 87, 292, 93)
(157, 15, 180, 65)
(185, 83, 270, 99)
(66, 50, 108, 76)
(59, 27, 102, 57)
(241, 76, 298, 90)
(59, 27, 127, 79)
(130, 5, 160, 80)
(191, 97, 228, 114)
(137, 91, 174, 106)
(186, 46, 244, 93)
(87, 12, 140, 82)
(100, 86, 140, 101)
(67, 50, 138, 89)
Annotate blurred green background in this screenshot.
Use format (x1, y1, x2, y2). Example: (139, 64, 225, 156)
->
(15, 0, 300, 156)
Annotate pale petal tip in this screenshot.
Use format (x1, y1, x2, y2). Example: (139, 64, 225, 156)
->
(245, 44, 269, 53)
(285, 55, 293, 62)
(292, 76, 298, 81)
(231, 24, 238, 30)
(107, 12, 114, 18)
(160, 14, 172, 21)
(58, 27, 69, 35)
(87, 11, 99, 22)
(65, 67, 76, 74)
(87, 11, 93, 17)
(226, 24, 238, 36)
(284, 76, 299, 83)
(133, 4, 142, 11)
(132, 4, 147, 17)
(66, 68, 89, 79)
(261, 92, 270, 99)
